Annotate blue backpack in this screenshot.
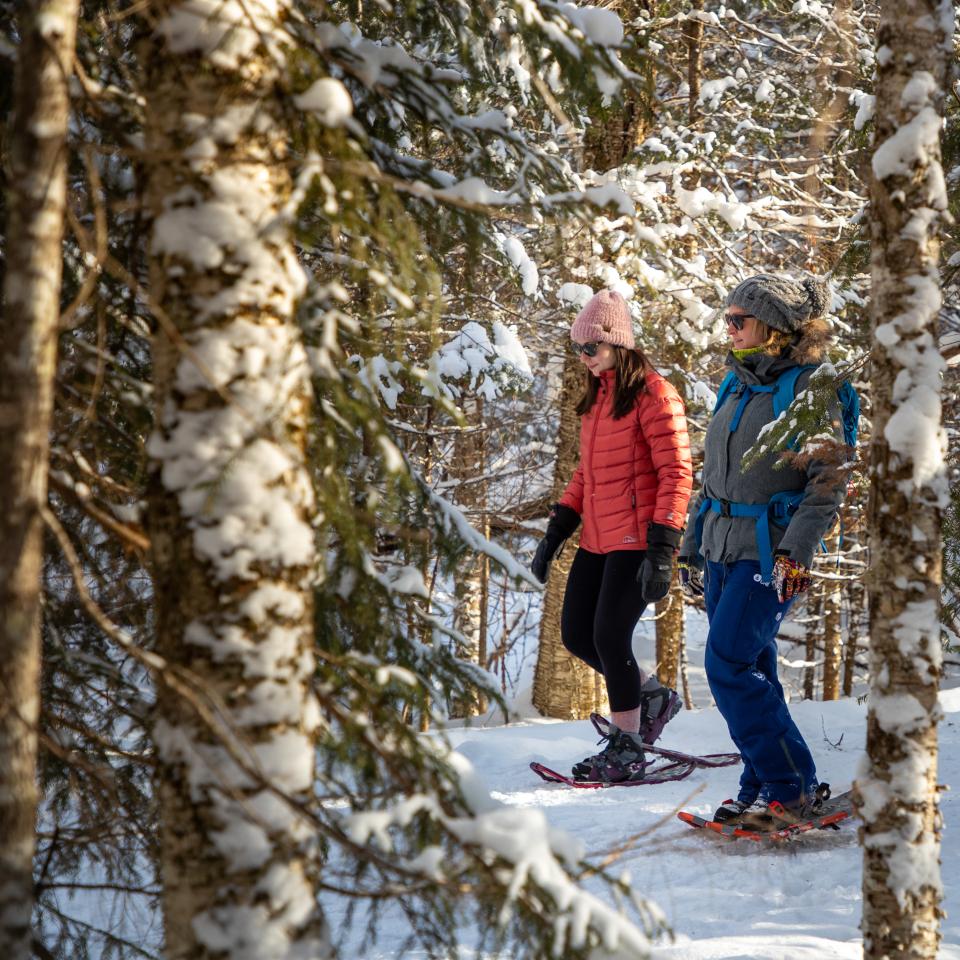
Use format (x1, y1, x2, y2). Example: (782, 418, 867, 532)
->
(696, 364, 860, 583)
(713, 364, 860, 449)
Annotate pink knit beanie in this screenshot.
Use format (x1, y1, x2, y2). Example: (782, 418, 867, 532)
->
(570, 290, 635, 349)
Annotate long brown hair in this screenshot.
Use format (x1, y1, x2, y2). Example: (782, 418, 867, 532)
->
(575, 346, 649, 420)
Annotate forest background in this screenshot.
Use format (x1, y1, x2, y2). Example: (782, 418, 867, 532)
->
(0, 0, 958, 958)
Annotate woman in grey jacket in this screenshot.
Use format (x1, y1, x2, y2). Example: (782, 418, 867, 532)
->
(677, 274, 846, 831)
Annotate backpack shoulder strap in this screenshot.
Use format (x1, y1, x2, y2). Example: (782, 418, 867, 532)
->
(836, 381, 861, 447)
(771, 364, 815, 420)
(773, 364, 861, 448)
(713, 371, 740, 415)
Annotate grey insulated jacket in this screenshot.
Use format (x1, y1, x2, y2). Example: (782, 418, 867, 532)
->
(679, 350, 844, 569)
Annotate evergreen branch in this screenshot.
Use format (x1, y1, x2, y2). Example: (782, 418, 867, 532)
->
(49, 473, 150, 553)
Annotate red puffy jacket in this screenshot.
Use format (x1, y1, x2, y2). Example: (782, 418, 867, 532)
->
(559, 368, 693, 553)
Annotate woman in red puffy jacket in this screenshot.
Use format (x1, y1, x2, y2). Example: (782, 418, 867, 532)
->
(531, 290, 693, 782)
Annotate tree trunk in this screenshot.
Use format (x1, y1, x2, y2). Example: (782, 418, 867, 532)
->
(533, 1, 657, 719)
(654, 586, 683, 691)
(141, 4, 326, 957)
(533, 357, 606, 719)
(679, 632, 694, 710)
(582, 0, 655, 171)
(802, 0, 855, 270)
(451, 399, 488, 717)
(857, 4, 949, 956)
(677, 0, 704, 262)
(842, 511, 867, 697)
(821, 574, 843, 701)
(843, 567, 865, 697)
(0, 1, 77, 953)
(803, 618, 817, 701)
(684, 0, 704, 125)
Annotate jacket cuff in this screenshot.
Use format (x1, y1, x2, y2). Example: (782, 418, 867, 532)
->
(776, 538, 815, 568)
(647, 521, 683, 550)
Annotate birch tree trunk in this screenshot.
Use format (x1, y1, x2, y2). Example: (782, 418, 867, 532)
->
(533, 0, 654, 720)
(0, 2, 77, 953)
(141, 4, 326, 956)
(451, 399, 488, 718)
(654, 588, 683, 692)
(532, 356, 605, 719)
(858, 3, 951, 955)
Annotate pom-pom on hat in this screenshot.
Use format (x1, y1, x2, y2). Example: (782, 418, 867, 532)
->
(726, 274, 831, 334)
(570, 290, 635, 349)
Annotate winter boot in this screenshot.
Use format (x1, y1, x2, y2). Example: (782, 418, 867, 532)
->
(572, 726, 648, 783)
(638, 677, 682, 745)
(713, 798, 752, 824)
(737, 783, 832, 831)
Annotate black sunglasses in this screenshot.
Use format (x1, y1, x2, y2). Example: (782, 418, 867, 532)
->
(571, 340, 602, 357)
(724, 312, 755, 331)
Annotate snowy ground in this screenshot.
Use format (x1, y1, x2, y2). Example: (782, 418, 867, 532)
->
(331, 606, 960, 959)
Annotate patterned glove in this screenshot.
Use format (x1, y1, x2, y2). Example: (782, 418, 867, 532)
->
(772, 554, 811, 603)
(676, 557, 704, 599)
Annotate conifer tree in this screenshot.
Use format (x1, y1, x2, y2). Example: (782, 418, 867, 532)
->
(20, 1, 671, 955)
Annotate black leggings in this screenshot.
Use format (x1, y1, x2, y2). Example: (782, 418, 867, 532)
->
(560, 548, 648, 712)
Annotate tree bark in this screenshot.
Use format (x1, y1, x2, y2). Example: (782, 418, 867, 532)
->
(802, 0, 856, 270)
(654, 586, 683, 691)
(821, 574, 843, 701)
(582, 0, 655, 171)
(803, 614, 817, 701)
(857, 3, 949, 956)
(679, 632, 694, 710)
(141, 4, 326, 956)
(532, 357, 606, 719)
(533, 0, 657, 719)
(843, 521, 867, 698)
(0, 1, 77, 954)
(684, 0, 704, 126)
(451, 399, 489, 718)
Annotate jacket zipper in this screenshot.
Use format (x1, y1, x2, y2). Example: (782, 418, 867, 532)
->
(587, 380, 607, 548)
(632, 400, 639, 540)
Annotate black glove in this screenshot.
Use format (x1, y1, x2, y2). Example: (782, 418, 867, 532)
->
(531, 503, 580, 584)
(638, 522, 682, 604)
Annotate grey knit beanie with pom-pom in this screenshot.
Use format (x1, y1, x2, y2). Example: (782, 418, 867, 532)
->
(725, 274, 831, 334)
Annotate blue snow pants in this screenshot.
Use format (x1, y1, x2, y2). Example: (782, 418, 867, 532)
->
(704, 559, 818, 805)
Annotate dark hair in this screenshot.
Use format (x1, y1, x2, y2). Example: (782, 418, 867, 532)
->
(575, 346, 649, 420)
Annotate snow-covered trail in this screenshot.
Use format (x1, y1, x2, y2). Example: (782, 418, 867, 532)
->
(344, 608, 960, 958)
(439, 609, 960, 960)
(449, 690, 960, 959)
